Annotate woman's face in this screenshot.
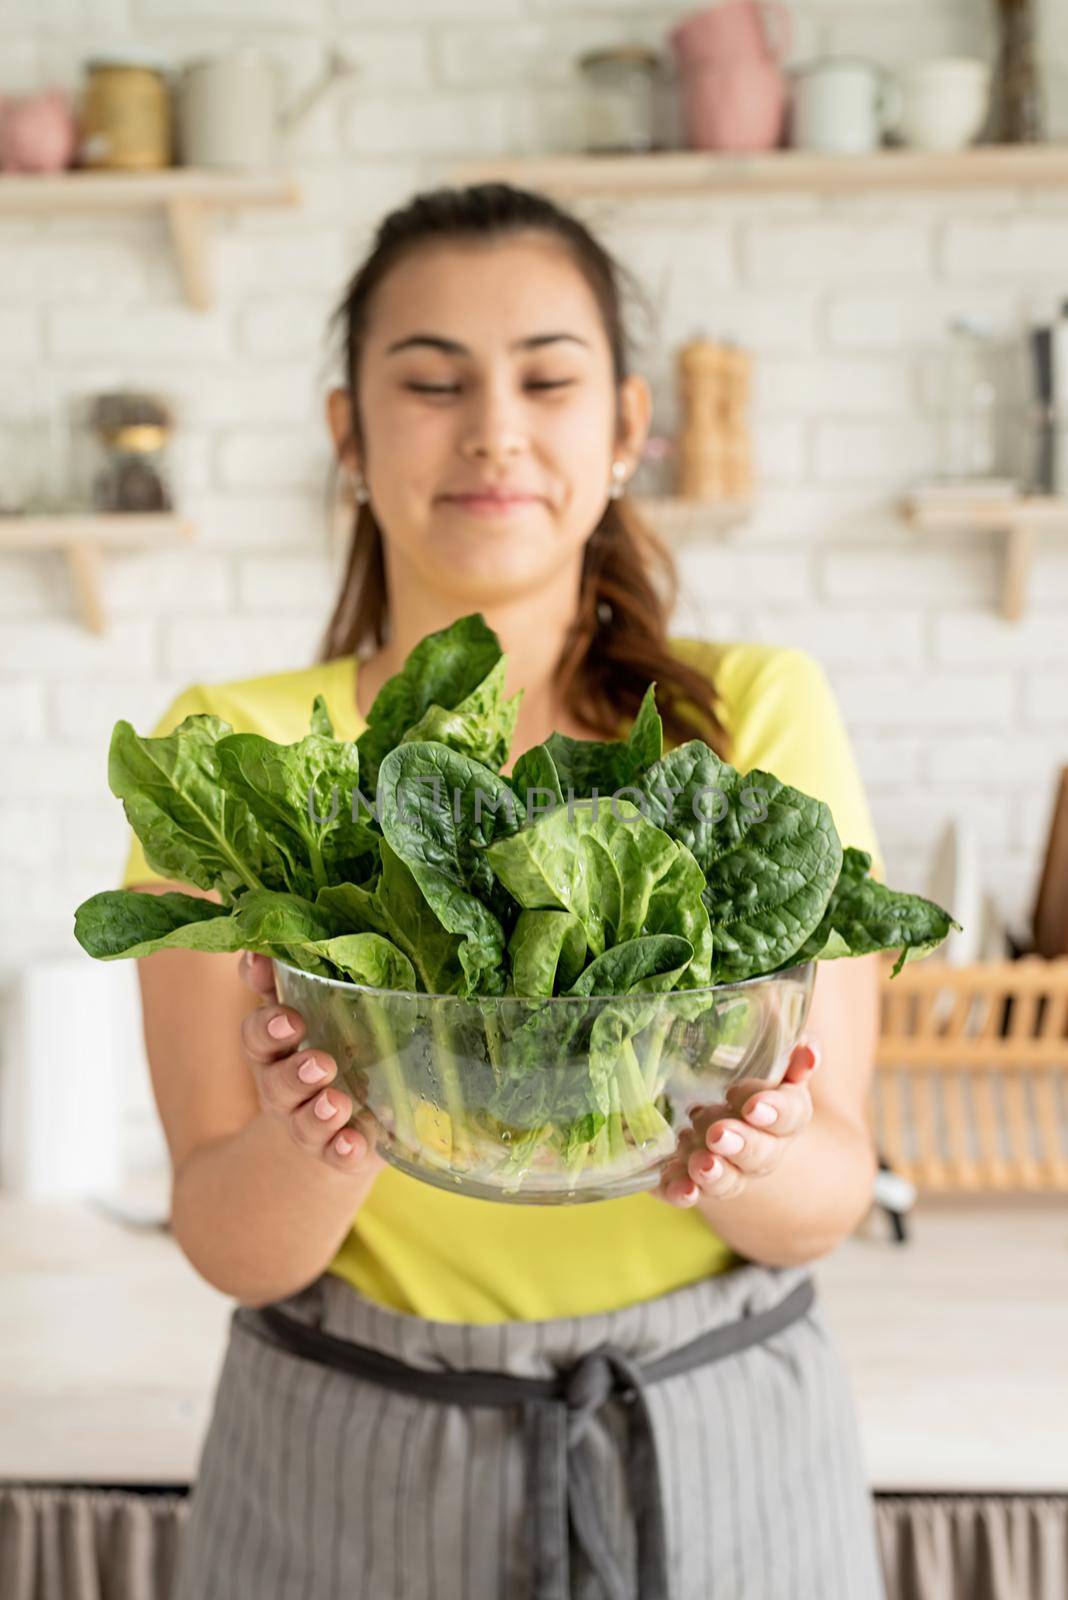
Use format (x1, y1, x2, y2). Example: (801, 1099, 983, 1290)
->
(327, 232, 651, 605)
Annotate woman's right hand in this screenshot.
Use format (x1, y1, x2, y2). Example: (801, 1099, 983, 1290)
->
(239, 951, 386, 1178)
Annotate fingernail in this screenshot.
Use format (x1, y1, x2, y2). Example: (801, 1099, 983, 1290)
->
(335, 1132, 364, 1158)
(708, 1128, 743, 1155)
(298, 1057, 327, 1084)
(314, 1091, 335, 1121)
(268, 1013, 296, 1039)
(698, 1155, 723, 1179)
(747, 1100, 777, 1126)
(796, 1044, 817, 1071)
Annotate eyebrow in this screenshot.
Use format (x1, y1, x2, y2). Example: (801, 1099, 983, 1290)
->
(385, 332, 591, 357)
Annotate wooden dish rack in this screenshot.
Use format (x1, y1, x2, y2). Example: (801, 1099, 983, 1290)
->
(872, 956, 1068, 1193)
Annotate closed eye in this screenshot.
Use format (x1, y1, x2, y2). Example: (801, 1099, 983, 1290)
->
(405, 381, 575, 395)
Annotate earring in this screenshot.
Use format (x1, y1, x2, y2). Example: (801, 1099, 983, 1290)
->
(609, 459, 628, 499)
(351, 467, 370, 506)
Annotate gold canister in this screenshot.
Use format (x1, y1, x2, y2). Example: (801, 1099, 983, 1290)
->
(82, 56, 172, 170)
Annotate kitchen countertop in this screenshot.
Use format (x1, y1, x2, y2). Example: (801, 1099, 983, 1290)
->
(2, 1192, 1066, 1491)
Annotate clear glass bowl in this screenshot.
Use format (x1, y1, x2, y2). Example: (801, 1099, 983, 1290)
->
(272, 959, 816, 1204)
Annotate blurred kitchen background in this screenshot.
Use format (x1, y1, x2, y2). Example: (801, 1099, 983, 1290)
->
(2, 1, 1068, 1595)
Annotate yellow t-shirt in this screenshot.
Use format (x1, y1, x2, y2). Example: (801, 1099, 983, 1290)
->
(119, 638, 883, 1324)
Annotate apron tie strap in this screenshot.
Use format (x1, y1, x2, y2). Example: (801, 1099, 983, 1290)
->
(522, 1343, 667, 1600)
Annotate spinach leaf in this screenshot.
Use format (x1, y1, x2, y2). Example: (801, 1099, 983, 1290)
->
(400, 656, 522, 774)
(109, 713, 301, 901)
(215, 727, 364, 897)
(779, 846, 963, 978)
(486, 796, 710, 979)
(507, 743, 564, 820)
(355, 613, 503, 794)
(315, 839, 467, 995)
(565, 931, 695, 998)
(514, 683, 662, 802)
(74, 889, 242, 960)
(639, 741, 842, 983)
(74, 883, 345, 975)
(306, 931, 417, 990)
(507, 909, 587, 997)
(309, 693, 335, 738)
(375, 741, 523, 996)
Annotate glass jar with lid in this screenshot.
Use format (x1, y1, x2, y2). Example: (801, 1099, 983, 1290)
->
(577, 46, 662, 154)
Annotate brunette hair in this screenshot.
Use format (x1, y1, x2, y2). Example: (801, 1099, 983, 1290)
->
(317, 181, 729, 759)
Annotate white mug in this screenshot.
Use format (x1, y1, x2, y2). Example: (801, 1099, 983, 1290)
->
(789, 57, 901, 154)
(891, 57, 991, 151)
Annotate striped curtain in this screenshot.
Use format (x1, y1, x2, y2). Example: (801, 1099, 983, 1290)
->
(1, 1486, 1066, 1600)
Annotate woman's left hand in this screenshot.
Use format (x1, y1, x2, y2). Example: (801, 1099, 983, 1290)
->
(654, 1040, 820, 1208)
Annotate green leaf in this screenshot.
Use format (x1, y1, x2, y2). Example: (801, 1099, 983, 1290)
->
(401, 656, 523, 774)
(639, 741, 843, 984)
(780, 846, 963, 978)
(109, 713, 300, 901)
(306, 931, 417, 990)
(230, 889, 345, 976)
(309, 693, 335, 738)
(508, 743, 564, 818)
(355, 612, 504, 794)
(315, 839, 467, 995)
(375, 741, 523, 995)
(519, 683, 662, 801)
(486, 796, 709, 978)
(565, 933, 694, 998)
(73, 889, 241, 960)
(508, 909, 587, 997)
(215, 726, 364, 896)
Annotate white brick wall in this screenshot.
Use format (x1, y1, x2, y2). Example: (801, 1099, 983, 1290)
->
(2, 0, 1067, 1174)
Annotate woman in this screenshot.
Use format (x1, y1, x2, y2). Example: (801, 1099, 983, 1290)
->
(122, 182, 886, 1599)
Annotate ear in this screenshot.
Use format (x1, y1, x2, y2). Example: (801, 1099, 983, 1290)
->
(325, 387, 359, 474)
(615, 372, 653, 476)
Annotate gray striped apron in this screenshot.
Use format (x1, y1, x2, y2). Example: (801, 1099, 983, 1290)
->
(173, 1260, 885, 1600)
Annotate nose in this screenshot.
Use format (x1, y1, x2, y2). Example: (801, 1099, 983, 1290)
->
(459, 377, 528, 466)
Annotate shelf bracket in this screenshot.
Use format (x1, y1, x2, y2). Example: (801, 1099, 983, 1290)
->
(166, 198, 211, 311)
(1002, 518, 1033, 622)
(63, 541, 106, 635)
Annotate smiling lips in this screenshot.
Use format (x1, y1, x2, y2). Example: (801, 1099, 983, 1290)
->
(442, 492, 542, 516)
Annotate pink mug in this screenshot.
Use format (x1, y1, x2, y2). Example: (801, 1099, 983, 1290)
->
(0, 88, 77, 173)
(670, 0, 791, 67)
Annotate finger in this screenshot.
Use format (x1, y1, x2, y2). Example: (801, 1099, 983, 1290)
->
(324, 1109, 386, 1173)
(255, 1048, 337, 1117)
(732, 1082, 813, 1139)
(241, 1001, 307, 1066)
(679, 1102, 732, 1146)
(781, 1039, 820, 1084)
(698, 1117, 781, 1179)
(655, 1163, 701, 1207)
(239, 950, 278, 1000)
(686, 1143, 746, 1198)
(289, 1084, 353, 1154)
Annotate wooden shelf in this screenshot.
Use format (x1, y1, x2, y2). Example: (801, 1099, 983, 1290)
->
(0, 170, 300, 309)
(446, 143, 1068, 199)
(0, 512, 196, 633)
(903, 493, 1068, 621)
